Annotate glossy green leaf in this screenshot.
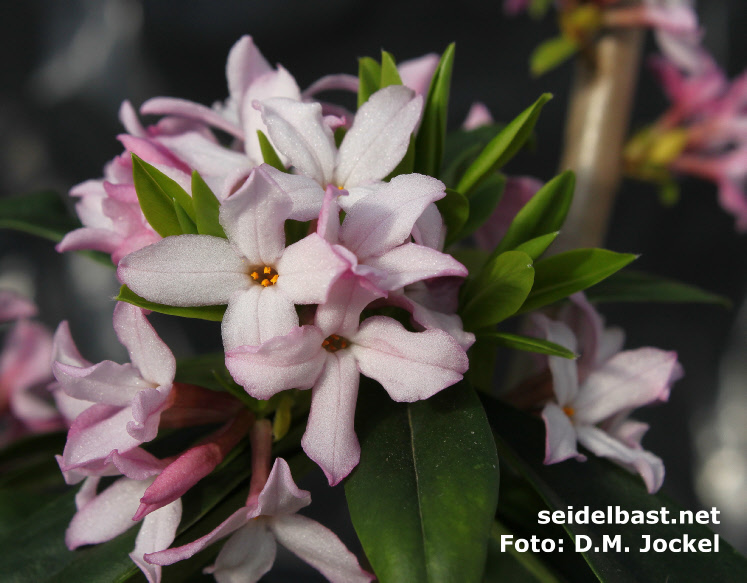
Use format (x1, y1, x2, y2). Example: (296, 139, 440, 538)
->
(452, 249, 489, 279)
(481, 397, 747, 583)
(174, 199, 199, 234)
(513, 232, 559, 261)
(191, 171, 227, 238)
(530, 36, 579, 77)
(492, 171, 574, 257)
(358, 56, 382, 108)
(174, 352, 232, 392)
(414, 43, 455, 177)
(132, 154, 193, 237)
(0, 191, 80, 243)
(586, 269, 731, 307)
(466, 338, 498, 392)
(436, 188, 469, 248)
(480, 331, 576, 359)
(461, 250, 535, 331)
(116, 284, 226, 321)
(442, 125, 504, 189)
(346, 380, 499, 583)
(459, 173, 507, 239)
(519, 249, 637, 314)
(484, 521, 564, 583)
(456, 94, 552, 196)
(380, 50, 403, 87)
(257, 129, 286, 173)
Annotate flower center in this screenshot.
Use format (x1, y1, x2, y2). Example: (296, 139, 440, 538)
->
(322, 334, 350, 353)
(249, 266, 279, 287)
(562, 406, 575, 418)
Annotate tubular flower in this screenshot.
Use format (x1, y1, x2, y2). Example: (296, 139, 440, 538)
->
(145, 457, 373, 583)
(118, 164, 348, 349)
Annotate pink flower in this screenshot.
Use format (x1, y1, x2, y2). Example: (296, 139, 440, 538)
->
(53, 303, 175, 476)
(146, 457, 372, 583)
(118, 164, 348, 349)
(533, 294, 681, 493)
(226, 276, 469, 484)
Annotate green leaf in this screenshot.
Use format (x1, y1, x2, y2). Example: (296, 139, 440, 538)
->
(358, 56, 382, 108)
(442, 125, 504, 188)
(116, 284, 226, 321)
(530, 36, 579, 77)
(174, 199, 199, 234)
(514, 232, 559, 261)
(492, 171, 574, 257)
(481, 398, 747, 583)
(456, 94, 552, 196)
(484, 521, 564, 583)
(346, 381, 499, 583)
(529, 0, 554, 19)
(0, 190, 80, 242)
(479, 331, 576, 359)
(459, 173, 507, 239)
(461, 250, 535, 331)
(380, 50, 403, 87)
(586, 269, 732, 307)
(414, 43, 455, 177)
(466, 338, 498, 392)
(256, 129, 286, 172)
(175, 352, 232, 391)
(452, 249, 489, 278)
(191, 171, 227, 238)
(436, 188, 469, 248)
(519, 249, 637, 314)
(131, 154, 194, 237)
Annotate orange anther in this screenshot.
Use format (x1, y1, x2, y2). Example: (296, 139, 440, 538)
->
(562, 406, 575, 418)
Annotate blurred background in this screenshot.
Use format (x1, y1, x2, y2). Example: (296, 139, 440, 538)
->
(1, 0, 746, 567)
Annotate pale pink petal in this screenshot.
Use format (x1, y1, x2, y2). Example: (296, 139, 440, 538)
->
(75, 476, 100, 510)
(156, 132, 250, 177)
(607, 418, 651, 449)
(364, 243, 467, 290)
(316, 184, 344, 243)
(1, 320, 53, 394)
(221, 286, 298, 350)
(271, 514, 374, 583)
(119, 100, 146, 137)
(242, 66, 301, 164)
(398, 53, 440, 97)
(50, 322, 90, 371)
(118, 235, 248, 306)
(335, 86, 423, 188)
(542, 402, 581, 464)
(573, 348, 680, 425)
(57, 227, 122, 256)
(258, 165, 325, 221)
(314, 276, 383, 338)
(301, 353, 361, 485)
(352, 316, 468, 402)
(130, 498, 183, 583)
(111, 229, 162, 266)
(411, 202, 445, 250)
(340, 174, 446, 259)
(141, 97, 243, 139)
(276, 233, 349, 304)
(220, 165, 292, 265)
(145, 507, 250, 566)
(255, 458, 311, 517)
(66, 476, 154, 550)
(53, 390, 92, 424)
(110, 447, 169, 480)
(225, 326, 326, 398)
(0, 290, 37, 322)
(113, 303, 175, 387)
(128, 387, 172, 442)
(533, 314, 579, 406)
(577, 425, 664, 493)
(261, 98, 336, 186)
(117, 135, 189, 174)
(462, 102, 494, 130)
(303, 74, 359, 98)
(207, 521, 276, 583)
(54, 360, 150, 406)
(226, 35, 273, 105)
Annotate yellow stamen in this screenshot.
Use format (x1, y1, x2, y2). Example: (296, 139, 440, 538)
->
(322, 334, 350, 353)
(261, 279, 271, 287)
(250, 271, 259, 280)
(562, 406, 575, 418)
(264, 266, 272, 274)
(248, 265, 279, 286)
(270, 274, 279, 284)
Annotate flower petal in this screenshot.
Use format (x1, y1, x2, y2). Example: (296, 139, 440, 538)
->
(118, 235, 248, 306)
(363, 242, 467, 290)
(54, 360, 150, 406)
(301, 353, 360, 485)
(226, 35, 273, 105)
(207, 521, 276, 583)
(271, 514, 374, 583)
(335, 86, 423, 188)
(340, 174, 446, 259)
(352, 316, 467, 402)
(130, 498, 182, 583)
(314, 276, 383, 338)
(532, 313, 579, 406)
(221, 286, 298, 350)
(0, 290, 37, 322)
(140, 97, 244, 139)
(276, 233, 348, 304)
(256, 458, 311, 516)
(541, 402, 581, 464)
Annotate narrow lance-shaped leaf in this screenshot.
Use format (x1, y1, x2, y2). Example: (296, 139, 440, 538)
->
(346, 380, 499, 583)
(436, 188, 469, 248)
(173, 199, 198, 235)
(530, 36, 579, 77)
(479, 331, 577, 359)
(256, 129, 286, 173)
(456, 94, 552, 196)
(458, 173, 506, 239)
(131, 154, 194, 238)
(380, 50, 403, 88)
(518, 249, 637, 314)
(358, 56, 382, 108)
(116, 284, 226, 322)
(461, 250, 535, 331)
(514, 231, 559, 261)
(414, 43, 455, 177)
(191, 171, 227, 238)
(491, 171, 574, 258)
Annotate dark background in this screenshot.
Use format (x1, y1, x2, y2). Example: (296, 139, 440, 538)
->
(1, 0, 746, 573)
